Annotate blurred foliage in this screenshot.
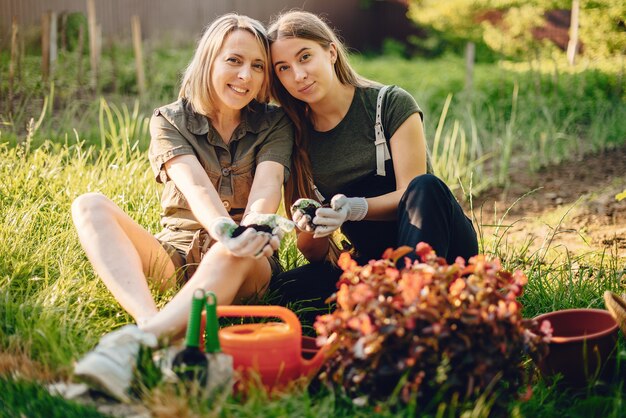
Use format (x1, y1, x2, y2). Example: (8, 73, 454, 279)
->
(408, 0, 626, 60)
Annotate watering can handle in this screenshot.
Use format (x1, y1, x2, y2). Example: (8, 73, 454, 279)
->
(217, 305, 302, 336)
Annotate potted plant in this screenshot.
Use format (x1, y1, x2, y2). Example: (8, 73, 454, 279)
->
(314, 243, 552, 408)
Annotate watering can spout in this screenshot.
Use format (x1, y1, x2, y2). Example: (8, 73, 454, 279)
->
(301, 343, 327, 377)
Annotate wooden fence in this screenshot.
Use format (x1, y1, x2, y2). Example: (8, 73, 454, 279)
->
(0, 0, 421, 51)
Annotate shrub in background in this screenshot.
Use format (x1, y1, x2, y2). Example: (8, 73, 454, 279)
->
(314, 244, 552, 408)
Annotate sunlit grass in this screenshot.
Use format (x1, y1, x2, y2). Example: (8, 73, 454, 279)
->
(1, 49, 625, 416)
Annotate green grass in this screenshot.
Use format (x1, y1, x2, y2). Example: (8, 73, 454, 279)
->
(1, 48, 625, 416)
(0, 377, 107, 418)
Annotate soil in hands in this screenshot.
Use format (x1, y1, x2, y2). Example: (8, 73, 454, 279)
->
(231, 224, 273, 237)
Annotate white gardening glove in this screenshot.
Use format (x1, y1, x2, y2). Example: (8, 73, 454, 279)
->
(241, 212, 295, 255)
(312, 194, 368, 238)
(208, 217, 270, 258)
(290, 198, 321, 233)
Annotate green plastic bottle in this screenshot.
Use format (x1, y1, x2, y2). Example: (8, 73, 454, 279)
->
(172, 288, 208, 384)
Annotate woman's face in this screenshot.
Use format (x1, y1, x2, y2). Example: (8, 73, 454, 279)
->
(211, 29, 266, 112)
(271, 37, 337, 105)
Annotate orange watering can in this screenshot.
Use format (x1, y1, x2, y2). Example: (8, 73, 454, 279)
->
(217, 305, 328, 389)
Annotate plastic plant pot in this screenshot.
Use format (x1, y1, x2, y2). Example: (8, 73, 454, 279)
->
(534, 308, 618, 387)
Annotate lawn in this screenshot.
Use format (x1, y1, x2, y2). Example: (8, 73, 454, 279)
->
(1, 42, 625, 416)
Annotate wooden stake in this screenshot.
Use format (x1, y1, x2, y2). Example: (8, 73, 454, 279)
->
(19, 31, 24, 84)
(108, 36, 118, 93)
(465, 41, 475, 93)
(567, 0, 580, 66)
(50, 11, 58, 79)
(87, 0, 98, 90)
(42, 12, 51, 83)
(131, 15, 146, 96)
(60, 12, 68, 52)
(9, 16, 18, 114)
(77, 22, 85, 84)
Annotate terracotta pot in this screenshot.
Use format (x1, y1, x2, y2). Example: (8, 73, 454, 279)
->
(534, 308, 618, 386)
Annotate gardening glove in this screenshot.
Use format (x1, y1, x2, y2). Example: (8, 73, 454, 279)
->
(241, 212, 295, 254)
(208, 216, 270, 258)
(313, 194, 368, 238)
(290, 198, 321, 234)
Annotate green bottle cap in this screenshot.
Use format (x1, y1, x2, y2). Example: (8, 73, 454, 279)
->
(205, 292, 221, 353)
(184, 288, 205, 348)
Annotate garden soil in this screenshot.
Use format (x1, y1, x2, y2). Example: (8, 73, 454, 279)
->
(468, 145, 626, 260)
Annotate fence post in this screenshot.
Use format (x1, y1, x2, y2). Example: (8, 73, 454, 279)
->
(50, 11, 58, 79)
(77, 22, 85, 84)
(465, 41, 475, 94)
(567, 0, 580, 66)
(87, 0, 99, 91)
(41, 11, 51, 83)
(131, 15, 146, 96)
(9, 17, 19, 115)
(60, 12, 68, 52)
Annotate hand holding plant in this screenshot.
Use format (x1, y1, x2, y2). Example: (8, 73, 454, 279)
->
(312, 194, 368, 238)
(290, 198, 322, 233)
(209, 216, 274, 258)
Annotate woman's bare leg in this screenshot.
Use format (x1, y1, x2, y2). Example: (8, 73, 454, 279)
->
(140, 242, 271, 338)
(72, 192, 177, 324)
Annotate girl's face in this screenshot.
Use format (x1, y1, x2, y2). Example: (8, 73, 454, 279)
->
(211, 30, 266, 112)
(271, 37, 337, 105)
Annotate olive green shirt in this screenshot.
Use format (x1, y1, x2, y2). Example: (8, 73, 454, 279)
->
(309, 85, 424, 201)
(149, 99, 293, 236)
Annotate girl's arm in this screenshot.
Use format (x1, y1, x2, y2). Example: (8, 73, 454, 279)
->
(297, 231, 331, 262)
(364, 113, 427, 221)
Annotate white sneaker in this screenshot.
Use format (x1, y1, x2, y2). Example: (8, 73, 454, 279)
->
(74, 324, 157, 402)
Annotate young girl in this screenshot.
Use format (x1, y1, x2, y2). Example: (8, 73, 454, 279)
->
(72, 14, 293, 401)
(267, 11, 478, 318)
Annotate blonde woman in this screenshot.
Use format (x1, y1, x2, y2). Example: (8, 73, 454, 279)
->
(267, 11, 477, 319)
(72, 14, 293, 401)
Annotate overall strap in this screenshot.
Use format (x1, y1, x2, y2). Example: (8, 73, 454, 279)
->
(374, 85, 392, 176)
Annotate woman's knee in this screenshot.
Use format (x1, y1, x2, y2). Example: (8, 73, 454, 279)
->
(407, 174, 443, 194)
(401, 174, 447, 205)
(71, 192, 115, 225)
(200, 243, 270, 281)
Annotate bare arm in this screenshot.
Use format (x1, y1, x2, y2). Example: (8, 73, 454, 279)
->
(364, 113, 427, 221)
(297, 231, 331, 262)
(244, 161, 285, 216)
(163, 154, 229, 230)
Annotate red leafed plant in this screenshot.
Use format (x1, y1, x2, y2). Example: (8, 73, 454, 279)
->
(314, 243, 552, 406)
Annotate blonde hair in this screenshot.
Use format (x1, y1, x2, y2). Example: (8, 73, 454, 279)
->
(179, 14, 270, 117)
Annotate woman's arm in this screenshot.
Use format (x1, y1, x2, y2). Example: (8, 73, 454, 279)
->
(244, 161, 285, 216)
(163, 154, 230, 230)
(297, 231, 331, 262)
(364, 113, 427, 221)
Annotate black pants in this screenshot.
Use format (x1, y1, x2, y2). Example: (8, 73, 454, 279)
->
(269, 174, 478, 326)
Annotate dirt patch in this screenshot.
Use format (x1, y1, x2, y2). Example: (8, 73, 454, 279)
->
(469, 145, 626, 259)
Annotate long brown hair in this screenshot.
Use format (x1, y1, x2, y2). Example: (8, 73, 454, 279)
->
(267, 10, 375, 209)
(268, 11, 377, 261)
